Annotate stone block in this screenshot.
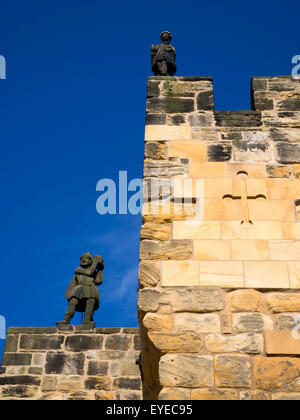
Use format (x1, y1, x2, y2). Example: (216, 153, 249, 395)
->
(159, 388, 190, 400)
(189, 162, 226, 178)
(244, 261, 289, 288)
(87, 361, 109, 376)
(94, 327, 121, 334)
(138, 260, 161, 288)
(194, 240, 231, 260)
(277, 94, 300, 111)
(1, 353, 32, 366)
(161, 260, 198, 286)
(248, 199, 295, 222)
(112, 377, 141, 390)
(104, 335, 131, 351)
(199, 261, 244, 287)
(231, 239, 269, 260)
(221, 221, 283, 240)
(143, 313, 173, 332)
(169, 140, 206, 161)
(226, 289, 264, 313)
(203, 198, 243, 221)
(57, 376, 82, 392)
(3, 335, 18, 353)
(41, 376, 58, 392)
(114, 390, 142, 400)
(283, 223, 300, 240)
(144, 124, 190, 141)
(144, 159, 187, 177)
(174, 313, 220, 333)
(147, 97, 194, 114)
(7, 327, 57, 334)
(276, 142, 300, 163)
(145, 113, 166, 125)
(269, 240, 300, 260)
(189, 112, 214, 127)
(215, 355, 251, 388)
(160, 288, 224, 312)
(232, 313, 273, 333)
(67, 392, 91, 400)
(254, 356, 300, 391)
(137, 289, 160, 312)
(65, 335, 103, 351)
(140, 239, 192, 261)
(196, 90, 214, 110)
(148, 332, 203, 353)
(0, 376, 41, 386)
(203, 178, 233, 198)
(19, 335, 64, 350)
(45, 352, 85, 375)
(276, 179, 300, 198)
(1, 385, 39, 399)
(214, 110, 262, 127)
(167, 114, 186, 125)
(84, 376, 112, 391)
(119, 360, 140, 376)
(292, 164, 300, 178)
(94, 391, 114, 400)
(233, 141, 274, 162)
(205, 333, 263, 354)
(207, 143, 232, 162)
(160, 354, 213, 387)
(266, 165, 291, 178)
(141, 223, 170, 241)
(144, 141, 167, 159)
(276, 313, 300, 330)
(226, 162, 266, 178)
(272, 393, 300, 400)
(142, 201, 196, 224)
(147, 81, 160, 98)
(191, 388, 239, 400)
(265, 330, 300, 355)
(266, 293, 300, 313)
(172, 221, 221, 240)
(288, 262, 300, 288)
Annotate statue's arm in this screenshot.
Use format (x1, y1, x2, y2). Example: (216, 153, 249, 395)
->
(75, 260, 98, 276)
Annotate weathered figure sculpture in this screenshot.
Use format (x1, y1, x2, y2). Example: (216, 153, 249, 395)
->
(151, 31, 176, 76)
(57, 253, 104, 326)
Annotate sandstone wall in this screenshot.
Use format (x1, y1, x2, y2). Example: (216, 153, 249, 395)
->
(139, 75, 300, 400)
(0, 327, 142, 400)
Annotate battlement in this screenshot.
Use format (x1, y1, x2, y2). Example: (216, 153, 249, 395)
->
(147, 75, 300, 116)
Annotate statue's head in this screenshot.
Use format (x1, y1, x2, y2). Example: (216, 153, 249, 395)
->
(80, 252, 93, 267)
(160, 31, 172, 43)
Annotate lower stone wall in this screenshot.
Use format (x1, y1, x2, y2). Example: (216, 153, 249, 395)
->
(138, 287, 300, 400)
(0, 326, 142, 400)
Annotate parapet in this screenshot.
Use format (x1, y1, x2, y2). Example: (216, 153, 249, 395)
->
(0, 327, 142, 400)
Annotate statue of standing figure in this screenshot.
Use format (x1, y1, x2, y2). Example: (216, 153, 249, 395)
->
(151, 31, 176, 76)
(57, 253, 104, 326)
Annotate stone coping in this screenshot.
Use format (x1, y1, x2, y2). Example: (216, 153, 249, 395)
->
(6, 327, 140, 335)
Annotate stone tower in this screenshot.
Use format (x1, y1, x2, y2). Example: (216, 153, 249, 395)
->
(138, 75, 300, 400)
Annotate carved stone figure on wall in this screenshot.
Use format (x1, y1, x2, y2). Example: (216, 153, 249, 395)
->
(151, 31, 176, 76)
(57, 253, 104, 326)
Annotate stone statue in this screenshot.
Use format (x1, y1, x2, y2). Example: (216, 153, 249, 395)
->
(151, 31, 176, 76)
(57, 253, 104, 326)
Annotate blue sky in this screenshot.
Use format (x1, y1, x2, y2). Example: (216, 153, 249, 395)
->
(0, 0, 299, 357)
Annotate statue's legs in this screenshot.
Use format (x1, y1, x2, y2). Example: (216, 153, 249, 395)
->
(157, 60, 168, 76)
(56, 297, 79, 325)
(84, 298, 96, 324)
